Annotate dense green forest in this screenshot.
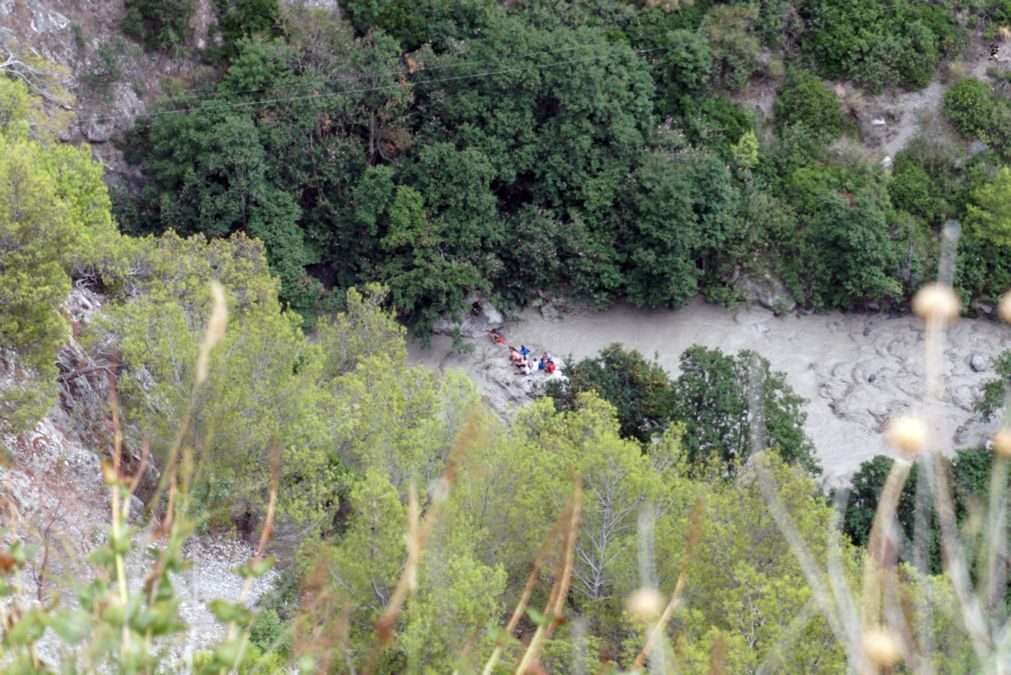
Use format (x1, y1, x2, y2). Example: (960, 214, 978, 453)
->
(4, 0, 1011, 672)
(112, 0, 1011, 330)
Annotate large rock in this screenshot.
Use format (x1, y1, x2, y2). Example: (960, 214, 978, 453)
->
(734, 272, 797, 314)
(970, 352, 989, 373)
(80, 83, 145, 142)
(28, 0, 68, 33)
(432, 294, 504, 339)
(539, 299, 563, 322)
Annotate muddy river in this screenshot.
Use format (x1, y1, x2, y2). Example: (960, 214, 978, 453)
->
(409, 299, 1010, 484)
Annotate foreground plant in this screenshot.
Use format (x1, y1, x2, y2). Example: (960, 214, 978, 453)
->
(0, 282, 277, 673)
(754, 223, 1011, 674)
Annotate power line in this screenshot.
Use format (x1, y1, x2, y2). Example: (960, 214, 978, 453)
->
(89, 44, 668, 124)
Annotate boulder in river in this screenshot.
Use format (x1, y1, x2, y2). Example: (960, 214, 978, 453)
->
(970, 352, 989, 373)
(734, 272, 797, 314)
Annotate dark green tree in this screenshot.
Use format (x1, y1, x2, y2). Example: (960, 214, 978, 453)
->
(370, 144, 502, 331)
(415, 16, 655, 303)
(140, 105, 318, 312)
(547, 343, 675, 443)
(842, 447, 1006, 574)
(620, 147, 741, 309)
(652, 29, 712, 114)
(122, 0, 194, 51)
(214, 0, 284, 58)
(842, 456, 920, 551)
(801, 190, 900, 309)
(343, 0, 492, 50)
(670, 346, 818, 475)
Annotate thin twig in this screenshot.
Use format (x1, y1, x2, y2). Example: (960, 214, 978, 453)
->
(631, 494, 705, 672)
(514, 480, 582, 674)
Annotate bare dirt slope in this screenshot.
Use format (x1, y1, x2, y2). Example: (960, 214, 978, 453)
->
(410, 301, 1010, 485)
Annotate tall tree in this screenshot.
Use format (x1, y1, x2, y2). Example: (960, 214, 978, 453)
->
(0, 79, 125, 432)
(620, 146, 741, 309)
(670, 346, 818, 475)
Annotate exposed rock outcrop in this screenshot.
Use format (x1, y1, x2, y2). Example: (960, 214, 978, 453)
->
(734, 271, 797, 314)
(432, 294, 505, 339)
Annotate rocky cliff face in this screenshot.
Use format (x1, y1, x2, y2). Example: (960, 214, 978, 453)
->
(1, 286, 279, 662)
(0, 0, 206, 181)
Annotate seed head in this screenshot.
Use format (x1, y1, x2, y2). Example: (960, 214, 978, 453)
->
(992, 429, 1011, 459)
(195, 281, 229, 386)
(862, 628, 902, 669)
(626, 587, 664, 623)
(998, 290, 1011, 324)
(885, 414, 929, 457)
(911, 283, 960, 323)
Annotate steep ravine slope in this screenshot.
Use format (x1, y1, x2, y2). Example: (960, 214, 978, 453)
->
(0, 288, 279, 664)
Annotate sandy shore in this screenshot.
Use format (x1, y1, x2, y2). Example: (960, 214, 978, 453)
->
(409, 299, 1010, 484)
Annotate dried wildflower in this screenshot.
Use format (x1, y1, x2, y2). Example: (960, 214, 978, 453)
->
(885, 414, 929, 457)
(626, 587, 664, 623)
(998, 290, 1011, 324)
(195, 281, 229, 386)
(862, 628, 902, 669)
(992, 429, 1011, 459)
(911, 283, 960, 324)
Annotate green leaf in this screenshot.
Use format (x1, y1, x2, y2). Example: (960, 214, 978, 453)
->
(236, 556, 275, 579)
(46, 609, 92, 645)
(208, 600, 252, 626)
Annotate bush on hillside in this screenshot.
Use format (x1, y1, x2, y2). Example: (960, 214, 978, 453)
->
(804, 0, 962, 91)
(944, 77, 996, 141)
(774, 69, 843, 143)
(123, 0, 194, 51)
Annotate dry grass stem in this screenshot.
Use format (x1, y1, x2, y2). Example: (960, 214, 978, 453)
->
(514, 480, 582, 674)
(481, 506, 573, 675)
(630, 494, 706, 672)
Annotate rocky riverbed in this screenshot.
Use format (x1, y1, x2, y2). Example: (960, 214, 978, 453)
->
(409, 299, 1011, 484)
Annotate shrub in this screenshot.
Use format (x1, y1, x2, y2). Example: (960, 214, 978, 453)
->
(774, 69, 843, 143)
(679, 95, 755, 160)
(943, 77, 996, 141)
(983, 0, 1011, 39)
(122, 0, 194, 51)
(804, 0, 962, 91)
(82, 41, 123, 96)
(889, 161, 942, 224)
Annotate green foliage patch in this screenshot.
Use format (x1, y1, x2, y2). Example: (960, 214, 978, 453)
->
(123, 0, 194, 51)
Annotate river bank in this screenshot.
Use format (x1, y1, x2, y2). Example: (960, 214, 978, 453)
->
(408, 298, 1009, 484)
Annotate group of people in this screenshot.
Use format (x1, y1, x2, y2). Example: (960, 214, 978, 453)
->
(489, 330, 558, 376)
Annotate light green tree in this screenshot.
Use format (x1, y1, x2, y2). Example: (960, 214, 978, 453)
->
(96, 232, 339, 525)
(966, 166, 1011, 247)
(673, 454, 849, 672)
(400, 551, 506, 672)
(323, 468, 407, 660)
(0, 79, 127, 432)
